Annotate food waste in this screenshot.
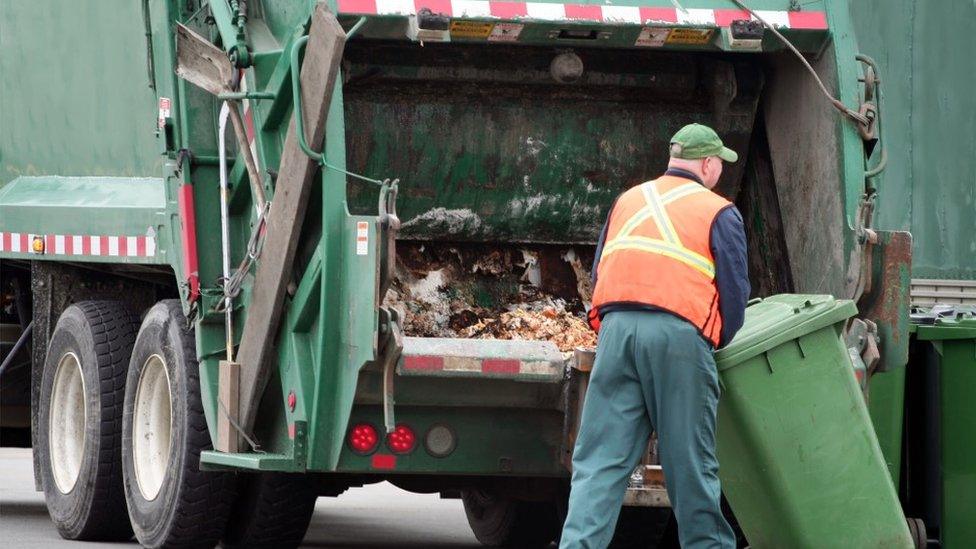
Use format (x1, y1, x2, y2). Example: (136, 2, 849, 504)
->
(383, 243, 597, 352)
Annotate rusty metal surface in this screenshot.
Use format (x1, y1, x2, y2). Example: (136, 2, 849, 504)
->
(622, 486, 671, 508)
(857, 230, 913, 371)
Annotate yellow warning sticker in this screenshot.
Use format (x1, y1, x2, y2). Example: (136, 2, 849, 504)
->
(666, 28, 714, 45)
(450, 20, 494, 39)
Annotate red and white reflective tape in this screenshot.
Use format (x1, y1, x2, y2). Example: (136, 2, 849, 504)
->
(0, 232, 156, 258)
(337, 0, 828, 29)
(402, 354, 559, 377)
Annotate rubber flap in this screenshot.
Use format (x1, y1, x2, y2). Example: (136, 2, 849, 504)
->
(715, 294, 857, 371)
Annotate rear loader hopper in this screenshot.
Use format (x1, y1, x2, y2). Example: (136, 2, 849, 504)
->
(0, 0, 914, 547)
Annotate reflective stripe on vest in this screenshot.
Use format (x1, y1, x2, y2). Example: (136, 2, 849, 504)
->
(589, 175, 730, 346)
(600, 181, 715, 278)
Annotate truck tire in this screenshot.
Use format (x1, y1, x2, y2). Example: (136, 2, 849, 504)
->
(121, 300, 235, 548)
(462, 489, 560, 548)
(36, 301, 140, 541)
(221, 472, 318, 548)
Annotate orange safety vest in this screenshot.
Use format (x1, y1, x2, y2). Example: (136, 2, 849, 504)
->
(589, 175, 731, 347)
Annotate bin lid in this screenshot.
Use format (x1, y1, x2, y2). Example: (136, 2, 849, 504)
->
(715, 294, 857, 371)
(912, 305, 976, 340)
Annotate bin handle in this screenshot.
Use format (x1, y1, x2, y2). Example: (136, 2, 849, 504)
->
(747, 298, 763, 307)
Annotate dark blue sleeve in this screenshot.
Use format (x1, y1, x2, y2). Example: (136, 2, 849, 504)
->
(591, 197, 618, 287)
(711, 206, 750, 348)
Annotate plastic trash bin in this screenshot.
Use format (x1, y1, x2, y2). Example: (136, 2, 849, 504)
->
(910, 306, 976, 549)
(714, 294, 913, 549)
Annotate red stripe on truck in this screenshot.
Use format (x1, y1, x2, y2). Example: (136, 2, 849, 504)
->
(178, 184, 201, 301)
(403, 355, 446, 371)
(564, 4, 603, 21)
(638, 7, 678, 23)
(339, 0, 378, 15)
(482, 359, 520, 374)
(490, 1, 528, 18)
(712, 9, 751, 27)
(788, 11, 828, 30)
(0, 232, 157, 258)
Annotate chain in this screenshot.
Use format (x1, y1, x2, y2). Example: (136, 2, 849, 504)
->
(214, 201, 271, 312)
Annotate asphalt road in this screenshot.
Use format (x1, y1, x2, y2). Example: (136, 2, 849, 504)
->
(0, 448, 482, 548)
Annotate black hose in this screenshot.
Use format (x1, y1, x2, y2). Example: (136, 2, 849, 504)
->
(0, 320, 33, 378)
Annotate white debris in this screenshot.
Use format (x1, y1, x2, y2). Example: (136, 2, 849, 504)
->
(401, 208, 485, 235)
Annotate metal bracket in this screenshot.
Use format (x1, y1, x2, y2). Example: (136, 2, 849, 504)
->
(378, 307, 404, 433)
(857, 54, 887, 180)
(378, 180, 400, 299)
(290, 34, 322, 163)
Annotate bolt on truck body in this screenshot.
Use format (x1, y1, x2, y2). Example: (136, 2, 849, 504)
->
(0, 0, 911, 546)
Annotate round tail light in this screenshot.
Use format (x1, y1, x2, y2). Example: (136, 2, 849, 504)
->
(424, 424, 456, 458)
(386, 424, 416, 454)
(348, 423, 379, 454)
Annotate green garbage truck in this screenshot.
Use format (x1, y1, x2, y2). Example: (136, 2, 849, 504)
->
(0, 0, 921, 546)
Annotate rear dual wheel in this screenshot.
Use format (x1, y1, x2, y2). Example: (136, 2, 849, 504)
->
(39, 299, 315, 547)
(462, 489, 562, 548)
(222, 472, 319, 548)
(121, 300, 317, 548)
(121, 300, 235, 548)
(37, 301, 140, 541)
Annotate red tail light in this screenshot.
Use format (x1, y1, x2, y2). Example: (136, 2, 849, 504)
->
(348, 423, 379, 454)
(386, 424, 416, 454)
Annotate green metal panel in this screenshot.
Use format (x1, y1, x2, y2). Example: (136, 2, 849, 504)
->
(336, 406, 566, 476)
(867, 368, 907, 488)
(850, 0, 976, 280)
(0, 0, 161, 185)
(0, 176, 169, 264)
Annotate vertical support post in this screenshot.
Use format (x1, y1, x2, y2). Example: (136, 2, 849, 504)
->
(218, 360, 241, 453)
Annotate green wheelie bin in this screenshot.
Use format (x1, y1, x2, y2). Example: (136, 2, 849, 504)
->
(714, 294, 913, 549)
(906, 307, 976, 549)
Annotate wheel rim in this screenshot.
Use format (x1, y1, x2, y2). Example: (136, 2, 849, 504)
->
(49, 352, 87, 494)
(132, 354, 173, 501)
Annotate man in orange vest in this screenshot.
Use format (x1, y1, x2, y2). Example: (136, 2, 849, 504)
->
(560, 124, 750, 548)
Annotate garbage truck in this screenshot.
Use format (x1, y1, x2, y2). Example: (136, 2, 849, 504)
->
(0, 0, 922, 546)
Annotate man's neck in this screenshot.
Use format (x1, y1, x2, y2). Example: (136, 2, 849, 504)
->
(664, 167, 704, 185)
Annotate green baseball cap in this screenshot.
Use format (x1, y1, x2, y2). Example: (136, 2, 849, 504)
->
(669, 123, 738, 163)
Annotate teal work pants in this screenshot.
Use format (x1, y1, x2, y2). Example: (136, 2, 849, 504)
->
(560, 310, 735, 549)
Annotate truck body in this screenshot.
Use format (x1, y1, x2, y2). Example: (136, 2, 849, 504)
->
(0, 0, 933, 546)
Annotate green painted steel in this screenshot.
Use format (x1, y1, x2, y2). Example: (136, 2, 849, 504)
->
(0, 1, 173, 266)
(849, 0, 976, 280)
(0, 1, 161, 185)
(914, 314, 976, 549)
(867, 368, 907, 488)
(336, 406, 566, 476)
(0, 177, 169, 265)
(715, 294, 912, 548)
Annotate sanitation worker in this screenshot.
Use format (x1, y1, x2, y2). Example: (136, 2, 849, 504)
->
(560, 124, 750, 549)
